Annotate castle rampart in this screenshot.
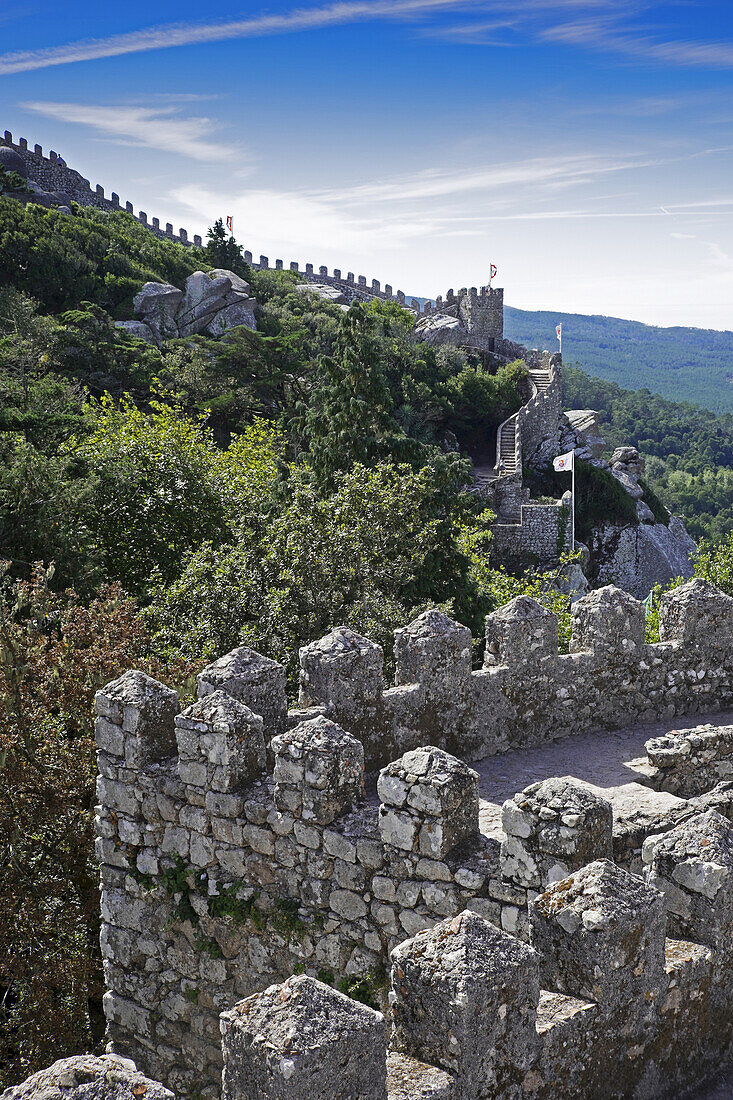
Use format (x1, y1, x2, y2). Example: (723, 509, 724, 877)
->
(93, 577, 733, 1097)
(1, 131, 519, 321)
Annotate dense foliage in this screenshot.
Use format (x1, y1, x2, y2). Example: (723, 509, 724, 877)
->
(0, 198, 204, 315)
(507, 305, 733, 414)
(0, 564, 195, 1089)
(563, 365, 733, 541)
(4, 194, 724, 1082)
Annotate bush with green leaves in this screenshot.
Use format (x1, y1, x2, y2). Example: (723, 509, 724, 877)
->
(0, 199, 206, 315)
(148, 453, 489, 686)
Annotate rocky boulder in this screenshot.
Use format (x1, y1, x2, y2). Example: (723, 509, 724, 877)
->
(204, 298, 257, 338)
(132, 283, 182, 342)
(123, 270, 257, 346)
(0, 146, 27, 177)
(591, 515, 697, 598)
(295, 282, 348, 306)
(114, 319, 156, 344)
(176, 271, 232, 336)
(0, 1054, 172, 1100)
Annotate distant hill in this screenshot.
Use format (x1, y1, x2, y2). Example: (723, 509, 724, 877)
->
(504, 307, 733, 415)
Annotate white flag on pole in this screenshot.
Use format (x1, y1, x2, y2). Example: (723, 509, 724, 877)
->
(556, 323, 562, 343)
(553, 450, 574, 472)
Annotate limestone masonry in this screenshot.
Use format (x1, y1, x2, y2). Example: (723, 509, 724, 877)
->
(89, 578, 733, 1099)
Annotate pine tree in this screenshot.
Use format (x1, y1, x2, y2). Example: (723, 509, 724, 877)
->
(203, 218, 249, 277)
(300, 304, 397, 488)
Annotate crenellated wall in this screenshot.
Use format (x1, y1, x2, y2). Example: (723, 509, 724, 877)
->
(1, 131, 516, 320)
(94, 578, 733, 1097)
(2, 130, 204, 248)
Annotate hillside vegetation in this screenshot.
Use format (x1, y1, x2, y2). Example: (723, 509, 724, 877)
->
(563, 366, 733, 542)
(506, 305, 733, 414)
(0, 199, 562, 1084)
(3, 195, 733, 1084)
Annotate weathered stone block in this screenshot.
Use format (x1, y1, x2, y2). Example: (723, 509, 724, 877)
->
(501, 777, 613, 889)
(298, 626, 384, 716)
(659, 577, 733, 656)
(570, 586, 645, 659)
(197, 647, 286, 739)
(530, 859, 667, 1022)
(378, 746, 478, 859)
(394, 610, 472, 695)
(390, 910, 539, 1096)
(95, 671, 179, 768)
(272, 716, 364, 825)
(220, 975, 387, 1099)
(484, 596, 558, 668)
(643, 809, 733, 954)
(175, 690, 266, 792)
(2, 1054, 174, 1100)
(645, 723, 733, 797)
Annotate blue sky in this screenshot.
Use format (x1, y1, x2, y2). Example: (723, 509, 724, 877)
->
(3, 0, 733, 328)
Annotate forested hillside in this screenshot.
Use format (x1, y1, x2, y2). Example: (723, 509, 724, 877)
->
(563, 366, 733, 542)
(3, 193, 733, 1086)
(506, 306, 733, 414)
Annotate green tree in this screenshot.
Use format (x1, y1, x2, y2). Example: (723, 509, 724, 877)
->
(0, 166, 29, 196)
(65, 397, 231, 594)
(0, 563, 195, 1088)
(203, 218, 249, 278)
(0, 438, 101, 590)
(299, 305, 400, 487)
(148, 458, 485, 684)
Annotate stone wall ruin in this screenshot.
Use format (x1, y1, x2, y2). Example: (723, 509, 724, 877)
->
(94, 577, 733, 1098)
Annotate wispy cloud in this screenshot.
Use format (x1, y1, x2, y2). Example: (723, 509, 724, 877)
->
(20, 101, 240, 163)
(329, 151, 667, 205)
(0, 0, 473, 75)
(420, 17, 517, 45)
(542, 15, 733, 68)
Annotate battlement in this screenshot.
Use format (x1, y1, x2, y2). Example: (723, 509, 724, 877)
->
(93, 578, 733, 1097)
(3, 130, 500, 315)
(110, 818, 733, 1100)
(2, 130, 205, 247)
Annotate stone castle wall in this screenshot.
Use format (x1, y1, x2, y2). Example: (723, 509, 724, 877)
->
(94, 578, 733, 1097)
(516, 351, 563, 461)
(2, 129, 463, 315)
(491, 500, 570, 566)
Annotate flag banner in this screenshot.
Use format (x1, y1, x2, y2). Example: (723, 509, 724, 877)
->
(556, 323, 562, 342)
(553, 450, 574, 472)
(226, 215, 233, 232)
(490, 263, 498, 280)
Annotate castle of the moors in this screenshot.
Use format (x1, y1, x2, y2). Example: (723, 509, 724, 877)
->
(3, 131, 733, 1100)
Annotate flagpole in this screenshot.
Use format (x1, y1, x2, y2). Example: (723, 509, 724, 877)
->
(571, 456, 575, 553)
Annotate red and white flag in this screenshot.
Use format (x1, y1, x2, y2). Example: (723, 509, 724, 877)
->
(553, 450, 574, 472)
(226, 215, 233, 232)
(556, 323, 562, 343)
(490, 263, 497, 282)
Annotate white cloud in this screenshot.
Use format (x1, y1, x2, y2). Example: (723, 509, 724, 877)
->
(171, 182, 441, 259)
(329, 153, 654, 205)
(542, 15, 733, 69)
(20, 101, 241, 164)
(0, 0, 474, 75)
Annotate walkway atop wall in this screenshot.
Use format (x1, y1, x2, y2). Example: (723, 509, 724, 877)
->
(474, 706, 733, 845)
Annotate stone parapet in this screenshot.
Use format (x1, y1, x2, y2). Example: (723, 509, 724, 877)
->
(92, 580, 733, 1098)
(220, 975, 388, 1100)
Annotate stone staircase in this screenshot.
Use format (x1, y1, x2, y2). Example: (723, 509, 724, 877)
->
(485, 362, 554, 523)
